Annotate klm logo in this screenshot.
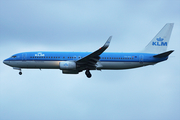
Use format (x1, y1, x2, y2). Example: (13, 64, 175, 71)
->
(152, 37, 167, 46)
(35, 52, 45, 56)
(64, 63, 69, 67)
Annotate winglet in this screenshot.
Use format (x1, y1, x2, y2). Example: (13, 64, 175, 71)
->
(103, 36, 112, 47)
(76, 36, 112, 69)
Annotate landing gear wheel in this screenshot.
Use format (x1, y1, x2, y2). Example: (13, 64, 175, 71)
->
(85, 70, 92, 78)
(19, 72, 22, 75)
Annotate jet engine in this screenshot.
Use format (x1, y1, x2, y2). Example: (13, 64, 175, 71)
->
(59, 61, 76, 70)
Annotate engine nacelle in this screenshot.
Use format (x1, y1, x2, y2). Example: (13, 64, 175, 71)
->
(59, 61, 76, 70)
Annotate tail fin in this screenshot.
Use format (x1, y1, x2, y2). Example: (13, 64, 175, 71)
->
(142, 23, 174, 53)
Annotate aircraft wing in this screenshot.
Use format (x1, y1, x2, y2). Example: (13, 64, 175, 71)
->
(76, 36, 112, 70)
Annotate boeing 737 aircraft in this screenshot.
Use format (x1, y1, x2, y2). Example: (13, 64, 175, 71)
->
(3, 23, 174, 78)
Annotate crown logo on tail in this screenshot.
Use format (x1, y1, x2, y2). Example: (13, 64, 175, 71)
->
(152, 37, 167, 46)
(156, 37, 164, 41)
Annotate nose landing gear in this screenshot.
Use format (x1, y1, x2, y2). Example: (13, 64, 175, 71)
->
(13, 67, 22, 75)
(85, 69, 92, 78)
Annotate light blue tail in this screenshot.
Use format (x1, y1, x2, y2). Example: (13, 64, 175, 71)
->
(142, 23, 174, 53)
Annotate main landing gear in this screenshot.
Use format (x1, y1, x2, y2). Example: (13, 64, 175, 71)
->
(19, 72, 22, 75)
(19, 69, 22, 75)
(85, 69, 92, 78)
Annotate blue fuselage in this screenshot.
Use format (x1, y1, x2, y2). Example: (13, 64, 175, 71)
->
(3, 51, 167, 70)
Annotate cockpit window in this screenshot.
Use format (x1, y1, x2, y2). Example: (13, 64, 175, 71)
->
(11, 56, 16, 58)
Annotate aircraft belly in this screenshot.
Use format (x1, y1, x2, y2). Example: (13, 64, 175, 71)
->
(100, 62, 153, 69)
(11, 61, 60, 69)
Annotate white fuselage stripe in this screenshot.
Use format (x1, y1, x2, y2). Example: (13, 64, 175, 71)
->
(6, 60, 155, 70)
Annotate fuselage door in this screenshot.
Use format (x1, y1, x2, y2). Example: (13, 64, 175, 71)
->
(22, 53, 27, 61)
(139, 55, 144, 63)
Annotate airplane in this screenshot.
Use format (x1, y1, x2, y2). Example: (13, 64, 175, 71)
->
(3, 23, 174, 78)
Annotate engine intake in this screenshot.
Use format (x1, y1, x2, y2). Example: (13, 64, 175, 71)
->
(59, 61, 76, 70)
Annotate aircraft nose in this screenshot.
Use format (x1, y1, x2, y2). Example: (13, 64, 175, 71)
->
(3, 60, 9, 65)
(3, 60, 6, 64)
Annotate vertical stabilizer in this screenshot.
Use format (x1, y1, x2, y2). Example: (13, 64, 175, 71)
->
(142, 23, 174, 53)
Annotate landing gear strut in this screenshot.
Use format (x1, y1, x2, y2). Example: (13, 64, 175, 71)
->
(85, 69, 92, 78)
(19, 70, 22, 75)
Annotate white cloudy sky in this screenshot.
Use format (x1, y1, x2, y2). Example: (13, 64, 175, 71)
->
(0, 0, 180, 120)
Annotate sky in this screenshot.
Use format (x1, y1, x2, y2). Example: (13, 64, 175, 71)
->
(0, 0, 180, 120)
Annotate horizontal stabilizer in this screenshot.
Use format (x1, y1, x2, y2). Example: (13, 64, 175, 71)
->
(153, 50, 174, 58)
